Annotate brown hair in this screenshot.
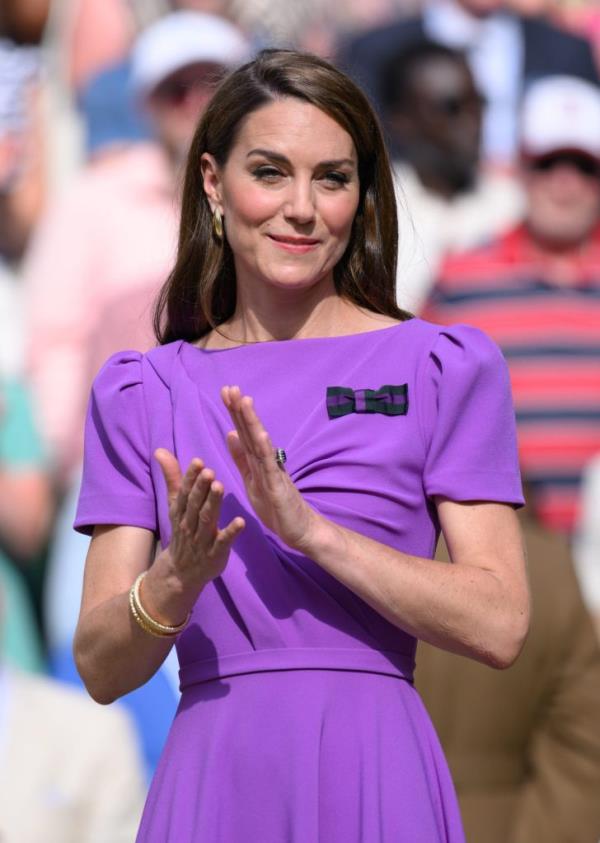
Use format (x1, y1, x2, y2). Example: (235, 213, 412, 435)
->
(154, 48, 411, 344)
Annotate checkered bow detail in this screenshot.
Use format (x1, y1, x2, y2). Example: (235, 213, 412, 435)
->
(326, 385, 408, 419)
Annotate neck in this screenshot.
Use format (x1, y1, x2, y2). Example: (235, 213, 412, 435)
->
(221, 275, 357, 344)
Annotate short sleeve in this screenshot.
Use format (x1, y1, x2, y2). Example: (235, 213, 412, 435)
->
(419, 324, 524, 506)
(74, 351, 157, 535)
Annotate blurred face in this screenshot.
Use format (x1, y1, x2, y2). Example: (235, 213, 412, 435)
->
(393, 55, 483, 193)
(146, 61, 225, 162)
(524, 152, 600, 247)
(201, 98, 360, 295)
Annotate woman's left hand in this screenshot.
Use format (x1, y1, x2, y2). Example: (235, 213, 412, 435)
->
(221, 385, 322, 551)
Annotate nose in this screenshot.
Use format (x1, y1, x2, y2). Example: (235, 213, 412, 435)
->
(282, 178, 316, 225)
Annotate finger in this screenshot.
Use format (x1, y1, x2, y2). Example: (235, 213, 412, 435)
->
(220, 385, 232, 410)
(230, 392, 268, 462)
(211, 515, 245, 557)
(226, 386, 255, 456)
(240, 396, 275, 462)
(154, 448, 182, 500)
(184, 468, 214, 534)
(176, 458, 205, 520)
(193, 479, 224, 544)
(226, 430, 251, 483)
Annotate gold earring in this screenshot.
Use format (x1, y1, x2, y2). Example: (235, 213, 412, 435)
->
(212, 208, 223, 240)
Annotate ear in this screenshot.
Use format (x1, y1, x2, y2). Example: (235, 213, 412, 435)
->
(201, 152, 223, 214)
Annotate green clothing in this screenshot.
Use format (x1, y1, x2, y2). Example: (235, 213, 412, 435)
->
(0, 378, 45, 671)
(0, 379, 45, 467)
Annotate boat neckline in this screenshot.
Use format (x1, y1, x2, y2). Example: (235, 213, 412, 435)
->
(184, 316, 418, 354)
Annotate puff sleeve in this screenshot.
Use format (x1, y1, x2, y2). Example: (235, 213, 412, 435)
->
(418, 324, 524, 506)
(74, 351, 157, 535)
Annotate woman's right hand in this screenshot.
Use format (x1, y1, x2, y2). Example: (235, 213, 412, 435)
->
(154, 448, 245, 588)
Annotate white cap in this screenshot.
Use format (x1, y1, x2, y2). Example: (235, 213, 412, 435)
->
(520, 75, 600, 161)
(131, 11, 251, 99)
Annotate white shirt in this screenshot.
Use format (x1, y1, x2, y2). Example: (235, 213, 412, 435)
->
(394, 162, 525, 312)
(574, 454, 600, 614)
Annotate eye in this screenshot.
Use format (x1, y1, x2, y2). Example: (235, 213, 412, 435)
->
(252, 165, 283, 182)
(321, 171, 350, 188)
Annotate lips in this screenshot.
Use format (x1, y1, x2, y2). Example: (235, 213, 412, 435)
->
(267, 233, 321, 254)
(268, 234, 320, 245)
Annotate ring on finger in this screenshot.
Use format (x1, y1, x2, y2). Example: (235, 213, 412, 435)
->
(275, 448, 287, 469)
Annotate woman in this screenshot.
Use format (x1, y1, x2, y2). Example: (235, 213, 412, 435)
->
(73, 49, 529, 842)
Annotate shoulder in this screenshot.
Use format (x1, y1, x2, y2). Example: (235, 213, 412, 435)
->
(521, 15, 599, 82)
(522, 13, 594, 48)
(92, 341, 184, 393)
(412, 317, 505, 368)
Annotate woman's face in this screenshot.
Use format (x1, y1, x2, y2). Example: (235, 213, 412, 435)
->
(201, 97, 360, 296)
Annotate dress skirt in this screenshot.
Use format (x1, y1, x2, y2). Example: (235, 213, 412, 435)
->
(136, 668, 464, 842)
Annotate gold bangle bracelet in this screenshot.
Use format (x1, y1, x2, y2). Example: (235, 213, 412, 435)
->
(129, 588, 170, 638)
(129, 571, 190, 638)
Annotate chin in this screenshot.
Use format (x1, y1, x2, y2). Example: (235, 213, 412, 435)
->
(260, 261, 332, 290)
(267, 273, 325, 290)
(533, 216, 595, 247)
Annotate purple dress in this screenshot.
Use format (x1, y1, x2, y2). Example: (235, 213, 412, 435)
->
(75, 318, 523, 842)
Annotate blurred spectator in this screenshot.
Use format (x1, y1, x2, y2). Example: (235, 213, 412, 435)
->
(0, 378, 51, 563)
(0, 37, 45, 261)
(61, 0, 136, 94)
(337, 0, 599, 167)
(424, 75, 600, 533)
(0, 0, 50, 44)
(0, 661, 146, 842)
(574, 453, 600, 639)
(0, 372, 52, 672)
(558, 3, 600, 74)
(417, 505, 600, 843)
(22, 11, 250, 484)
(0, 554, 44, 674)
(228, 0, 407, 51)
(77, 57, 151, 160)
(0, 263, 22, 376)
(34, 10, 250, 773)
(44, 468, 181, 776)
(382, 40, 524, 311)
(43, 286, 181, 775)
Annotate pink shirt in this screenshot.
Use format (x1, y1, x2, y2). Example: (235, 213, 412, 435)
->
(23, 143, 178, 479)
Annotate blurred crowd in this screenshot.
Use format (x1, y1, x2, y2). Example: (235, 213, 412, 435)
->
(2, 0, 600, 841)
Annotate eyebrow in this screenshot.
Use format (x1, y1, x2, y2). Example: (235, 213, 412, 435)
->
(246, 148, 356, 169)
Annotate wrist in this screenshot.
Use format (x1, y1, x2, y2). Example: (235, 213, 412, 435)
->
(141, 551, 208, 625)
(290, 510, 343, 559)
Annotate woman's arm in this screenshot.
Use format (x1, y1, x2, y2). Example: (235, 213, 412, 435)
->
(222, 386, 530, 669)
(74, 451, 245, 704)
(299, 498, 529, 669)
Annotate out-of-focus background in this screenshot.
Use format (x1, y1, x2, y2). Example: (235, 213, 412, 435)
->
(2, 1, 600, 841)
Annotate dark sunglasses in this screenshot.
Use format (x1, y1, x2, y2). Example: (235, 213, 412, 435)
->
(528, 152, 600, 178)
(429, 92, 486, 118)
(151, 67, 222, 106)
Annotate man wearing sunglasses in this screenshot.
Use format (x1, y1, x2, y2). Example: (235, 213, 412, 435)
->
(382, 39, 524, 312)
(338, 0, 598, 169)
(424, 75, 600, 538)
